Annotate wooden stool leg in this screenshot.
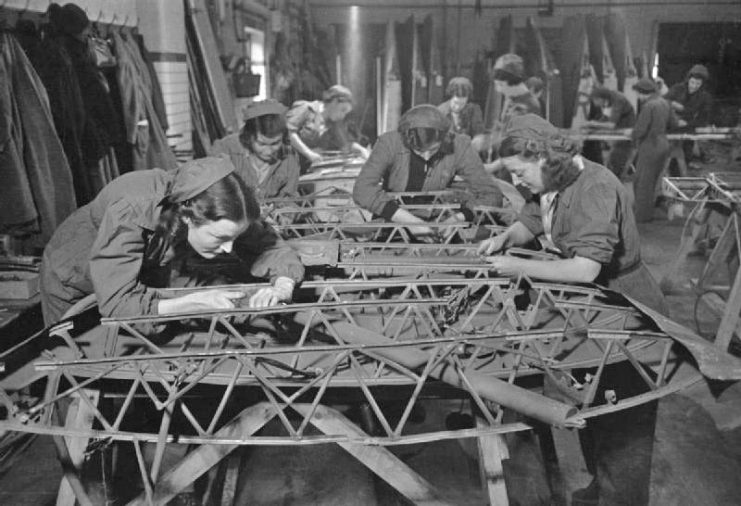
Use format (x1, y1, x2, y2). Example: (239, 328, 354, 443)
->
(295, 404, 449, 506)
(476, 416, 510, 506)
(56, 389, 100, 506)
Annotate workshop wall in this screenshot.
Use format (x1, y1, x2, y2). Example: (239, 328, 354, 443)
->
(308, 0, 741, 90)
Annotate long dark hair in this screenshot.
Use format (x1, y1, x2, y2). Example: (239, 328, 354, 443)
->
(145, 172, 260, 262)
(498, 134, 581, 192)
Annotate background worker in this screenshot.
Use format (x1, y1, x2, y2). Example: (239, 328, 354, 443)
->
(437, 76, 486, 151)
(483, 54, 542, 178)
(585, 86, 637, 178)
(631, 78, 679, 222)
(665, 64, 714, 166)
(40, 156, 304, 328)
(353, 104, 503, 238)
(286, 84, 370, 170)
(210, 100, 300, 200)
(477, 113, 666, 506)
(525, 75, 547, 118)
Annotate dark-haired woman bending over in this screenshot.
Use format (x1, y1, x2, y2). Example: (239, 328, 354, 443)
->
(40, 156, 304, 328)
(477, 114, 665, 506)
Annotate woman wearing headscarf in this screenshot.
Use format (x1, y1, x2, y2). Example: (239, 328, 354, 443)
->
(631, 78, 678, 222)
(286, 84, 369, 168)
(210, 99, 300, 200)
(40, 156, 304, 329)
(353, 104, 503, 237)
(477, 113, 666, 506)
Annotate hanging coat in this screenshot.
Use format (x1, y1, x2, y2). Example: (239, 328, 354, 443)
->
(0, 32, 76, 244)
(112, 31, 177, 172)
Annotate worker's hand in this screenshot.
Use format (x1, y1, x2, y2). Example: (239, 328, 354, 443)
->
(678, 119, 688, 128)
(160, 289, 245, 314)
(477, 234, 508, 255)
(671, 101, 685, 112)
(307, 150, 323, 164)
(248, 277, 295, 308)
(484, 255, 521, 277)
(352, 143, 371, 160)
(440, 213, 467, 239)
(406, 224, 435, 240)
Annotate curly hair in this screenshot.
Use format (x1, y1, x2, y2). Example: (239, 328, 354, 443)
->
(446, 77, 473, 98)
(498, 134, 582, 192)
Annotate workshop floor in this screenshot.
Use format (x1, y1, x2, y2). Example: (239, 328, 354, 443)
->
(3, 164, 741, 504)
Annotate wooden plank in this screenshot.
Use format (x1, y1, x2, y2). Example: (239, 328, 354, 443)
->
(381, 20, 402, 134)
(422, 15, 444, 105)
(219, 453, 242, 506)
(475, 416, 509, 506)
(56, 390, 100, 506)
(127, 403, 276, 506)
(412, 19, 428, 107)
(715, 225, 741, 351)
(188, 0, 238, 134)
(396, 15, 415, 114)
(559, 15, 588, 128)
(294, 404, 450, 506)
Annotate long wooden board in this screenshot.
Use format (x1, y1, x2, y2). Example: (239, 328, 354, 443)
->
(380, 20, 402, 134)
(395, 15, 415, 113)
(526, 17, 564, 126)
(411, 17, 428, 107)
(422, 15, 445, 105)
(189, 0, 238, 134)
(559, 15, 590, 129)
(483, 15, 514, 131)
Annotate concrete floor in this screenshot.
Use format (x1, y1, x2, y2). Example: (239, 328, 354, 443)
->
(3, 199, 741, 505)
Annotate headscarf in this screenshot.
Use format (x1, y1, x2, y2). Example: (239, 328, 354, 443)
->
(165, 156, 235, 204)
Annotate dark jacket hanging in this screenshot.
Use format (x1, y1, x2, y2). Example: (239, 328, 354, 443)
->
(0, 32, 76, 245)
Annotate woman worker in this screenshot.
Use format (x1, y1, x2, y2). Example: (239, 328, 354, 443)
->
(585, 86, 636, 179)
(286, 84, 370, 169)
(477, 113, 666, 506)
(631, 78, 678, 222)
(40, 156, 304, 328)
(437, 76, 486, 151)
(209, 99, 300, 200)
(352, 104, 503, 237)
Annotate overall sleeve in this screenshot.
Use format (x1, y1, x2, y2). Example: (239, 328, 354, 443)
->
(470, 104, 485, 136)
(631, 102, 653, 144)
(208, 136, 227, 156)
(693, 92, 712, 127)
(89, 199, 164, 319)
(281, 155, 301, 197)
(453, 137, 503, 209)
(352, 133, 398, 219)
(235, 220, 304, 283)
(557, 182, 619, 264)
(517, 201, 545, 237)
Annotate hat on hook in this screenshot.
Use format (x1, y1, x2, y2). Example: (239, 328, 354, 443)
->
(632, 78, 657, 94)
(59, 3, 90, 36)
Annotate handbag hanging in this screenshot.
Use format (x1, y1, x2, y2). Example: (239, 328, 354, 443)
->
(233, 57, 261, 98)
